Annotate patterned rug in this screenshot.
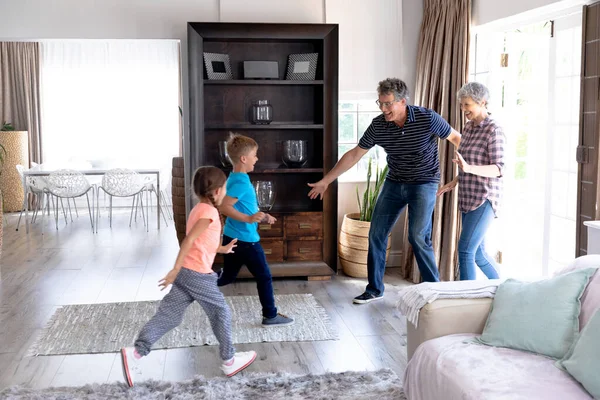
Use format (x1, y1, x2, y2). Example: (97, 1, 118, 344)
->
(0, 369, 405, 400)
(29, 294, 337, 356)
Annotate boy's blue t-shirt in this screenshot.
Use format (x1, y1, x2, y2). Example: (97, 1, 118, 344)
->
(223, 172, 260, 243)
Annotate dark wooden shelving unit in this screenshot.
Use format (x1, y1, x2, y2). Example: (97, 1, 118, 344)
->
(204, 80, 324, 85)
(188, 22, 339, 279)
(205, 123, 324, 130)
(219, 166, 324, 174)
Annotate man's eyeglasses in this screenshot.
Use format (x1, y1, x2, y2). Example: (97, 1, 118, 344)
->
(375, 100, 399, 109)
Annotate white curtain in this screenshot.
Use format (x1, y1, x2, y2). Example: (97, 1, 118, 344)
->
(40, 40, 180, 177)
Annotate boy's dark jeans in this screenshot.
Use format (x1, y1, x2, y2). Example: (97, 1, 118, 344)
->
(217, 235, 278, 319)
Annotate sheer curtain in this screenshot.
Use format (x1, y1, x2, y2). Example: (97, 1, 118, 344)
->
(40, 40, 180, 176)
(401, 0, 470, 282)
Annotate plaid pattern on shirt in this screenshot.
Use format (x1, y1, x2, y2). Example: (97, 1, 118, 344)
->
(457, 117, 505, 216)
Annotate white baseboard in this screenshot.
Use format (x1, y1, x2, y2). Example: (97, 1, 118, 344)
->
(387, 250, 403, 267)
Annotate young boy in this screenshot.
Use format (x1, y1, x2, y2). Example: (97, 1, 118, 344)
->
(218, 133, 294, 327)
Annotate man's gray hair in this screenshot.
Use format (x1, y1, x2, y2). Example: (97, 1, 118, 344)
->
(377, 78, 409, 101)
(457, 82, 490, 104)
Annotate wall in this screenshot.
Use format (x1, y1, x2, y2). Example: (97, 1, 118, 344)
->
(0, 0, 219, 39)
(220, 0, 324, 22)
(326, 0, 403, 94)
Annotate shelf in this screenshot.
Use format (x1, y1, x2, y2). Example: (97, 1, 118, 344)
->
(206, 123, 324, 130)
(254, 168, 323, 173)
(189, 22, 338, 276)
(213, 261, 335, 279)
(219, 165, 323, 174)
(204, 80, 324, 85)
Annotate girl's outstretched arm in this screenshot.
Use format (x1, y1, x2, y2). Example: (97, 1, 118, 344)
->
(158, 218, 210, 290)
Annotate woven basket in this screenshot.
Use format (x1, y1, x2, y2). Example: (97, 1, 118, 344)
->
(0, 195, 3, 269)
(171, 157, 186, 246)
(0, 131, 29, 212)
(339, 212, 391, 278)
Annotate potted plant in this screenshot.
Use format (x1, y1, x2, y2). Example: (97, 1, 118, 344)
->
(338, 159, 390, 278)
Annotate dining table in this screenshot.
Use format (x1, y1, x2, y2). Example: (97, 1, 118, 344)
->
(22, 167, 161, 233)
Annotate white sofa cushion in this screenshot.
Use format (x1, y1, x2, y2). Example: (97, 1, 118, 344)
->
(404, 334, 592, 400)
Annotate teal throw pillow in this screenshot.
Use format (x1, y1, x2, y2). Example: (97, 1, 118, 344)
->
(475, 268, 596, 359)
(557, 308, 600, 398)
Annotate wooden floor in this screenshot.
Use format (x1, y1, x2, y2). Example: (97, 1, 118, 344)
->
(0, 208, 411, 389)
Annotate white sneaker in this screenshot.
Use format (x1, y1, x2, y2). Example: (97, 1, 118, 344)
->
(121, 347, 143, 387)
(220, 351, 257, 377)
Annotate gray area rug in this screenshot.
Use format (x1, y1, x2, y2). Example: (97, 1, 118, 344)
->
(29, 294, 337, 356)
(0, 369, 405, 400)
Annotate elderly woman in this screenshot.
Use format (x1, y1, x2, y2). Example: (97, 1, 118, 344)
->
(438, 81, 505, 280)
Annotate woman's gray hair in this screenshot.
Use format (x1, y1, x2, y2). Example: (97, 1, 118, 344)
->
(457, 82, 490, 105)
(377, 78, 410, 101)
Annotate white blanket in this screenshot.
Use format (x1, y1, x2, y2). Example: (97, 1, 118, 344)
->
(397, 279, 502, 326)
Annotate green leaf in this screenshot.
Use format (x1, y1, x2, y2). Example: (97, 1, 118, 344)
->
(355, 156, 389, 222)
(1, 121, 15, 131)
(356, 186, 361, 216)
(0, 143, 6, 167)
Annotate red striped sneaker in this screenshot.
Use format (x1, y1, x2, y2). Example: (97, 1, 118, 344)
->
(121, 347, 143, 387)
(220, 351, 257, 377)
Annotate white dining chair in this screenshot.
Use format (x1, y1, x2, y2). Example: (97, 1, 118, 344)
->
(43, 169, 95, 232)
(96, 168, 149, 233)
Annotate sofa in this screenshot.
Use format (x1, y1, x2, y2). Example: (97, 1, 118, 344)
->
(403, 256, 600, 400)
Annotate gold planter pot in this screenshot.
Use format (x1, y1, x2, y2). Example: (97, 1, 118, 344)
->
(338, 212, 391, 278)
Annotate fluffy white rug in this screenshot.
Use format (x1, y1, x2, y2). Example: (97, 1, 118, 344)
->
(0, 369, 406, 400)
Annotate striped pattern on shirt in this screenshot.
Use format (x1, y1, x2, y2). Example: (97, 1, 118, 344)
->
(457, 117, 505, 216)
(358, 105, 452, 183)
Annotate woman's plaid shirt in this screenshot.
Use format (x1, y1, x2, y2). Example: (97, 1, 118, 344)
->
(457, 117, 505, 216)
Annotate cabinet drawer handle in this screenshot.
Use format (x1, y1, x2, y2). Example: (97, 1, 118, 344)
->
(298, 248, 312, 254)
(264, 249, 272, 255)
(259, 225, 271, 230)
(298, 223, 312, 229)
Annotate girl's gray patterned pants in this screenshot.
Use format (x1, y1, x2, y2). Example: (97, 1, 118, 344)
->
(134, 267, 235, 360)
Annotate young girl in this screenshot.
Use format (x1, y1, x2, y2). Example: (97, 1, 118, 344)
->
(121, 166, 257, 387)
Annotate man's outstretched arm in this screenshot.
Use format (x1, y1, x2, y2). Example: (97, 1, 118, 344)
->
(307, 145, 369, 200)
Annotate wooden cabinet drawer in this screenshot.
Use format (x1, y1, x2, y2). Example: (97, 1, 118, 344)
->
(285, 213, 322, 239)
(287, 240, 322, 261)
(214, 240, 284, 264)
(261, 240, 284, 262)
(258, 214, 283, 238)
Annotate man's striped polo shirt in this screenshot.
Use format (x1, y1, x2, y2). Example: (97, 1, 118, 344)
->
(358, 105, 452, 184)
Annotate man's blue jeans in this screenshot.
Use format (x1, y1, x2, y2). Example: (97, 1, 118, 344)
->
(366, 180, 439, 297)
(458, 200, 500, 280)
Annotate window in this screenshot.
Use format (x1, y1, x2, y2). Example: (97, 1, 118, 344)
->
(40, 40, 180, 177)
(469, 15, 581, 279)
(338, 98, 387, 182)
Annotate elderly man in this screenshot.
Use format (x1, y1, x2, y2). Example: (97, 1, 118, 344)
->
(308, 78, 461, 303)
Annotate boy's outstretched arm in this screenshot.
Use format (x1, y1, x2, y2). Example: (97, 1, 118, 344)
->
(219, 195, 264, 223)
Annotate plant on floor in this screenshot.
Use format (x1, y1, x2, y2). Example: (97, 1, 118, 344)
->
(355, 157, 388, 222)
(1, 121, 15, 131)
(1, 121, 12, 170)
